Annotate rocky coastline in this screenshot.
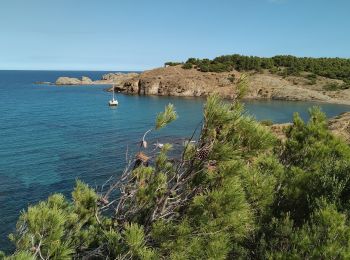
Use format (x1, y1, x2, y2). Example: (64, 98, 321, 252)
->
(112, 65, 350, 105)
(39, 65, 350, 105)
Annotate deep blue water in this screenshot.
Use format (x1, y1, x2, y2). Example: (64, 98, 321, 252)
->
(1, 70, 350, 252)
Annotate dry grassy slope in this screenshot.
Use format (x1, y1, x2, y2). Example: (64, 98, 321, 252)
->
(118, 65, 350, 105)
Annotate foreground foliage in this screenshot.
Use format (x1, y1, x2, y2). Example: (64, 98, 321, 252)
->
(2, 93, 350, 259)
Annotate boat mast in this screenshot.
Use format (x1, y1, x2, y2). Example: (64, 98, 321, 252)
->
(112, 85, 115, 100)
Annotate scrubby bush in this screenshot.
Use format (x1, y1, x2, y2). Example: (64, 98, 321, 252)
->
(305, 73, 317, 80)
(323, 82, 350, 91)
(181, 63, 193, 69)
(305, 73, 317, 84)
(164, 62, 183, 66)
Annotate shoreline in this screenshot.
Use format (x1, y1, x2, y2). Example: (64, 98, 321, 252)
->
(35, 67, 350, 106)
(34, 79, 350, 106)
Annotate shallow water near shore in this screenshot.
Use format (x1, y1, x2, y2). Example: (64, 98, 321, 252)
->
(1, 70, 350, 252)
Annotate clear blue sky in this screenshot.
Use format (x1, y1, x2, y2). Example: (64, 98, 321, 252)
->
(0, 0, 349, 70)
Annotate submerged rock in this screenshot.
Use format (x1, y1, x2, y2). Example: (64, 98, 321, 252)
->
(34, 81, 52, 85)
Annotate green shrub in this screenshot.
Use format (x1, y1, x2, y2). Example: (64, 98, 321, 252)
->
(164, 62, 182, 66)
(323, 82, 349, 91)
(198, 64, 209, 72)
(269, 67, 278, 74)
(308, 78, 317, 85)
(306, 73, 317, 80)
(182, 63, 193, 69)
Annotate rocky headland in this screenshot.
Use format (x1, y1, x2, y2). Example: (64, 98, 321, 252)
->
(111, 65, 350, 105)
(42, 65, 350, 105)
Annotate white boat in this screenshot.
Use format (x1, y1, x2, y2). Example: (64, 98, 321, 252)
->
(109, 85, 118, 106)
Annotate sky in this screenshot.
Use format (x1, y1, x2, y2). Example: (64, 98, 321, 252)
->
(0, 0, 349, 70)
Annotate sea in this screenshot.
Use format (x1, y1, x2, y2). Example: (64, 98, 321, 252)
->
(1, 70, 350, 252)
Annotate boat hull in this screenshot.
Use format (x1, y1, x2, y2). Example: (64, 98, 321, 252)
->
(109, 101, 118, 106)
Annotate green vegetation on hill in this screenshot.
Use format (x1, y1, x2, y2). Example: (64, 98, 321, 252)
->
(323, 81, 350, 91)
(2, 79, 350, 259)
(164, 61, 183, 67)
(166, 54, 350, 83)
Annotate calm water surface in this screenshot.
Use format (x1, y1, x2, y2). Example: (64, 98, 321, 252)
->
(1, 70, 349, 252)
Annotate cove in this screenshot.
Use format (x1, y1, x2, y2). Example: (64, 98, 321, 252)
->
(0, 70, 349, 252)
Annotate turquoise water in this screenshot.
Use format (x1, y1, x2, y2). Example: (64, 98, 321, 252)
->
(1, 70, 350, 252)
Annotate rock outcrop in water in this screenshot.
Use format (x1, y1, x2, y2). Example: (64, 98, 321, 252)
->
(81, 76, 93, 84)
(53, 73, 139, 86)
(56, 77, 83, 85)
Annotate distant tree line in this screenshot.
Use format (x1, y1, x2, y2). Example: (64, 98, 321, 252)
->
(165, 54, 350, 83)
